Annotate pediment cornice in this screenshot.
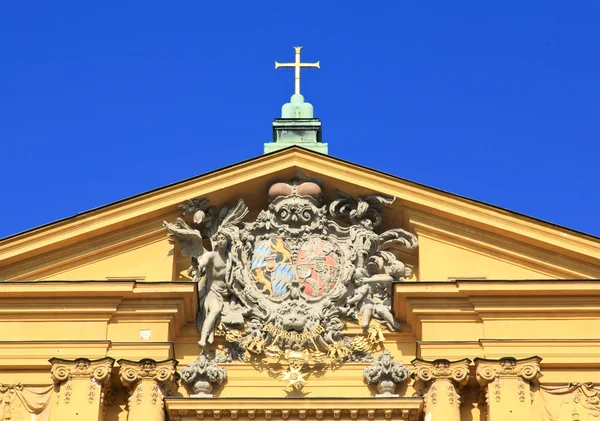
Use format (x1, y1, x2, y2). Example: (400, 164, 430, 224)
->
(1, 147, 598, 277)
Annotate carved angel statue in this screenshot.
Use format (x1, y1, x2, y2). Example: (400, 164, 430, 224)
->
(164, 199, 248, 347)
(345, 224, 417, 332)
(348, 270, 401, 331)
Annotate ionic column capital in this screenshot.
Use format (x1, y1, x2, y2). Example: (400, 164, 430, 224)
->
(474, 356, 541, 386)
(118, 358, 178, 390)
(118, 358, 178, 419)
(412, 358, 471, 386)
(49, 357, 115, 385)
(48, 357, 115, 418)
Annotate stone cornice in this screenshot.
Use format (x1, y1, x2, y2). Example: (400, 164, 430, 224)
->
(474, 356, 541, 386)
(165, 397, 423, 421)
(395, 281, 600, 346)
(411, 358, 471, 386)
(0, 281, 196, 339)
(2, 147, 598, 278)
(49, 357, 115, 384)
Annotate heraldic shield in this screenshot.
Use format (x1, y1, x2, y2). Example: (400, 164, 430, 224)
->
(296, 237, 341, 297)
(251, 237, 294, 297)
(164, 180, 419, 374)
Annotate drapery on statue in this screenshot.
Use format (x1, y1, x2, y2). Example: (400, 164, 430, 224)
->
(164, 199, 248, 347)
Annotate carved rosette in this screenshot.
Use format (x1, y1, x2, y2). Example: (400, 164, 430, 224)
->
(412, 358, 471, 421)
(49, 357, 115, 406)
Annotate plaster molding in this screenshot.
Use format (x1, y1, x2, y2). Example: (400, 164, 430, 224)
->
(165, 397, 423, 421)
(2, 148, 598, 279)
(408, 210, 597, 278)
(395, 281, 600, 348)
(0, 281, 197, 342)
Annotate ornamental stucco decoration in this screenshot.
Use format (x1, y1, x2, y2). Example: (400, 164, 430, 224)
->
(363, 350, 411, 396)
(180, 352, 228, 397)
(164, 181, 418, 387)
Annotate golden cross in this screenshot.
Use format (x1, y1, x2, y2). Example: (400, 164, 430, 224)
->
(275, 46, 320, 95)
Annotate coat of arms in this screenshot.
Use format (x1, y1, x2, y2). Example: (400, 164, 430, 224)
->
(165, 181, 418, 389)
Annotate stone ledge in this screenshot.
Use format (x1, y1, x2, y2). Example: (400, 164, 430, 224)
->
(166, 397, 423, 421)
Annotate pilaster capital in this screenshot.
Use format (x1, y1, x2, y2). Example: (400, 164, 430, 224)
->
(118, 358, 178, 390)
(411, 358, 471, 386)
(474, 356, 541, 386)
(49, 357, 115, 385)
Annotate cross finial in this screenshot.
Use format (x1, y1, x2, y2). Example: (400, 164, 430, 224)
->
(275, 46, 320, 95)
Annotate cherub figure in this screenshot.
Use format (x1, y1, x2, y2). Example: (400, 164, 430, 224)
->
(164, 199, 248, 347)
(347, 269, 401, 331)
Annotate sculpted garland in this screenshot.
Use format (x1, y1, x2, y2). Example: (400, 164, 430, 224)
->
(164, 181, 417, 385)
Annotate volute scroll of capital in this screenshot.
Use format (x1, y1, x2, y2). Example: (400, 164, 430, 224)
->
(118, 359, 178, 387)
(474, 356, 542, 386)
(412, 358, 471, 385)
(164, 181, 419, 389)
(49, 357, 115, 384)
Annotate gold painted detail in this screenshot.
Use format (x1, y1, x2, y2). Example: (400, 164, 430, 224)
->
(275, 46, 320, 95)
(281, 366, 307, 390)
(218, 321, 385, 390)
(350, 322, 386, 354)
(263, 323, 324, 343)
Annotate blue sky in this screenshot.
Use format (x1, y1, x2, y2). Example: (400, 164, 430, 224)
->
(1, 1, 599, 238)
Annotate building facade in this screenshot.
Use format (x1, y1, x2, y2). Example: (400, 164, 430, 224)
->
(1, 50, 600, 421)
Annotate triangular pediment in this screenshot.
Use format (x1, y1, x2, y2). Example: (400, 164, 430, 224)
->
(1, 146, 599, 281)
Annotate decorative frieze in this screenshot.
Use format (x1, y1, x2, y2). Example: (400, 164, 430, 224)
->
(165, 398, 423, 421)
(474, 356, 541, 421)
(412, 358, 471, 421)
(118, 358, 178, 421)
(533, 382, 600, 421)
(0, 383, 53, 420)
